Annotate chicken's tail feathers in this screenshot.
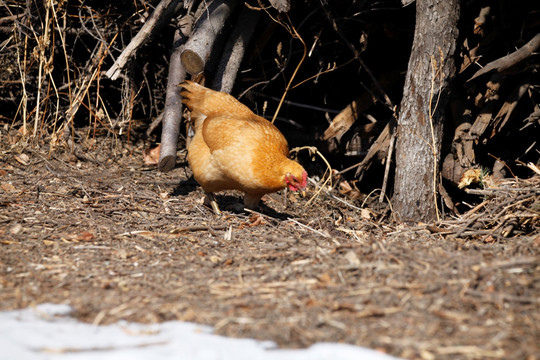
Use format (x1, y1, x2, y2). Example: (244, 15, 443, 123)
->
(179, 80, 254, 119)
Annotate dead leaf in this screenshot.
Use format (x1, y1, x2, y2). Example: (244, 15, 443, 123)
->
(360, 208, 372, 220)
(338, 180, 362, 199)
(76, 231, 95, 242)
(332, 301, 356, 312)
(318, 273, 333, 283)
(14, 153, 30, 166)
(143, 144, 161, 165)
(338, 181, 353, 194)
(117, 249, 128, 259)
(287, 192, 298, 203)
(9, 223, 22, 235)
(344, 250, 361, 268)
(458, 168, 482, 189)
(1, 182, 16, 192)
(18, 126, 28, 136)
(246, 214, 264, 227)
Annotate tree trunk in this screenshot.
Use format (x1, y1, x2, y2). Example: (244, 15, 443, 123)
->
(392, 0, 460, 223)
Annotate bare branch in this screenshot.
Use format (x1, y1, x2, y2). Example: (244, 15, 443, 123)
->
(106, 0, 183, 81)
(212, 6, 260, 93)
(468, 33, 540, 81)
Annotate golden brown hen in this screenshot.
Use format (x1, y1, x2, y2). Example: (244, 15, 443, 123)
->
(180, 80, 307, 214)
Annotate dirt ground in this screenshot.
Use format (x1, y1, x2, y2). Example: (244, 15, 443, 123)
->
(1, 136, 539, 360)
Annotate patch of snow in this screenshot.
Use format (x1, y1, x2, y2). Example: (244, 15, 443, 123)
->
(1, 304, 401, 360)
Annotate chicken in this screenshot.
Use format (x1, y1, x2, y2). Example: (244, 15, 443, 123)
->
(180, 80, 307, 214)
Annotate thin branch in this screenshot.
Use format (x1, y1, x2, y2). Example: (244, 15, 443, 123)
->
(106, 0, 182, 80)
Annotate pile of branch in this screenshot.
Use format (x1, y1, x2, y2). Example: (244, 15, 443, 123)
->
(105, 0, 283, 170)
(382, 172, 539, 240)
(320, 1, 539, 216)
(433, 173, 540, 240)
(442, 27, 540, 188)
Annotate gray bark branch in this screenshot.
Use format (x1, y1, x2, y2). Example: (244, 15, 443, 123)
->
(212, 6, 260, 92)
(468, 32, 540, 81)
(159, 14, 194, 172)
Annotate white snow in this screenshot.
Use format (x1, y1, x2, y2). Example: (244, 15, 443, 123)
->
(1, 304, 401, 360)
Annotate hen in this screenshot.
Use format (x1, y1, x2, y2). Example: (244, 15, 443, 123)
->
(180, 80, 307, 214)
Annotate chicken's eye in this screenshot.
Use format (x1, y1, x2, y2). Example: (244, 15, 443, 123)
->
(285, 174, 297, 185)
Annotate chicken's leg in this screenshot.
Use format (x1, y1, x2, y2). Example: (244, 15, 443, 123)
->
(204, 192, 221, 215)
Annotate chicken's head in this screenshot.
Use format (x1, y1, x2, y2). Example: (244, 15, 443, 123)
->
(285, 170, 308, 193)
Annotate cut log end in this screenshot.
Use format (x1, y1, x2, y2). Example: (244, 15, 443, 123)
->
(158, 156, 176, 172)
(105, 67, 120, 81)
(181, 49, 205, 75)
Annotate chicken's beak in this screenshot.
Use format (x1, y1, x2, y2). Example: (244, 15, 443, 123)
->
(301, 189, 306, 198)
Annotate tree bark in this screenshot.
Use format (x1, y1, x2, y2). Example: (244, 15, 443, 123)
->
(392, 0, 460, 223)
